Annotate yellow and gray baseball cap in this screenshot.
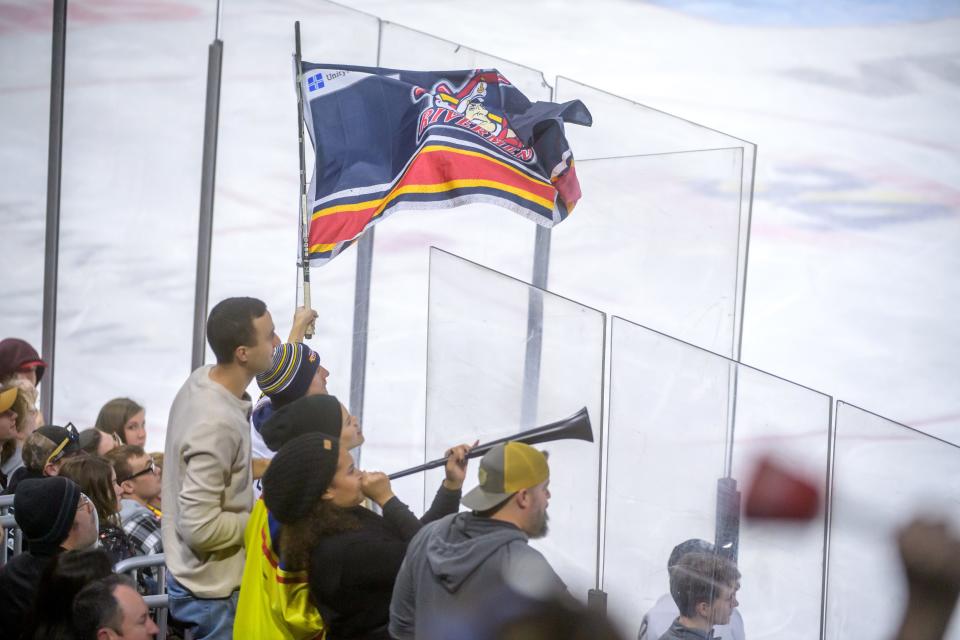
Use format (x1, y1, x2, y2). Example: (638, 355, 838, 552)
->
(462, 441, 549, 511)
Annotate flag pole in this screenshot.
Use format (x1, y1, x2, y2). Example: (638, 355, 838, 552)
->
(294, 21, 314, 339)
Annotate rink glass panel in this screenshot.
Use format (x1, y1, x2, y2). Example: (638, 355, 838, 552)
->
(358, 27, 553, 506)
(605, 317, 830, 640)
(550, 150, 746, 359)
(210, 3, 381, 407)
(0, 6, 51, 351)
(377, 21, 553, 100)
(424, 249, 605, 599)
(45, 5, 212, 441)
(825, 402, 960, 640)
(555, 76, 754, 359)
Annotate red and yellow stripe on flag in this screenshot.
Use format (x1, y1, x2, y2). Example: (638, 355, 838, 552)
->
(308, 144, 557, 257)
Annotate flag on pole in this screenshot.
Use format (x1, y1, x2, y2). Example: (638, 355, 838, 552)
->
(298, 63, 592, 265)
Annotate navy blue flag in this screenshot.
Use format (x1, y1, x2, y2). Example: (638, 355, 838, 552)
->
(298, 63, 592, 264)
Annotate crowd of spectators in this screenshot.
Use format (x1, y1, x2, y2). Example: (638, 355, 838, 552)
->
(1, 300, 957, 640)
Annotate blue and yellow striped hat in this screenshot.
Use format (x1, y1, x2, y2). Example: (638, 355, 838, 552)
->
(255, 343, 321, 408)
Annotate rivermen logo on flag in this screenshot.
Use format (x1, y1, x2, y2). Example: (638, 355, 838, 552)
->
(298, 62, 592, 265)
(411, 71, 535, 163)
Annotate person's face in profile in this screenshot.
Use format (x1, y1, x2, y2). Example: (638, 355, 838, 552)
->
(707, 581, 739, 626)
(107, 584, 159, 639)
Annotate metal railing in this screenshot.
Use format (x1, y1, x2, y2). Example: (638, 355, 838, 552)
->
(0, 494, 23, 566)
(114, 553, 169, 637)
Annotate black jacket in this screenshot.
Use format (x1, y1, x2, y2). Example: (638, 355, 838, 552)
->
(1, 467, 42, 496)
(0, 548, 60, 640)
(308, 485, 461, 640)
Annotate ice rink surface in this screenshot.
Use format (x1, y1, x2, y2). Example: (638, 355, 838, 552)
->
(1, 0, 957, 445)
(1, 0, 959, 637)
(344, 0, 960, 442)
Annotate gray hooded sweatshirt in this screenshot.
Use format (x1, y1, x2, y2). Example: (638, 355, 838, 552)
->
(389, 511, 566, 639)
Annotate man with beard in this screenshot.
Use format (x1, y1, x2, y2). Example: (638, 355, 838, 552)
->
(389, 442, 566, 639)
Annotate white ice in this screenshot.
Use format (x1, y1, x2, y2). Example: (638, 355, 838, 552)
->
(1, 1, 958, 638)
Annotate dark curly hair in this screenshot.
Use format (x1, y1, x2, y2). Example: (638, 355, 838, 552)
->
(278, 498, 360, 571)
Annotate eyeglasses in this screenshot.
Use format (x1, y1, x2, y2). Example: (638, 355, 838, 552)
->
(78, 493, 93, 512)
(45, 422, 80, 467)
(119, 459, 157, 483)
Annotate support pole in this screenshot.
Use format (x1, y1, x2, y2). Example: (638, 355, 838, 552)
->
(520, 225, 551, 428)
(40, 0, 68, 421)
(348, 21, 383, 461)
(191, 36, 224, 371)
(350, 230, 375, 427)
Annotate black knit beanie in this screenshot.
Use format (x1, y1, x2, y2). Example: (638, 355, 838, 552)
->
(14, 477, 81, 552)
(259, 394, 343, 452)
(262, 433, 340, 525)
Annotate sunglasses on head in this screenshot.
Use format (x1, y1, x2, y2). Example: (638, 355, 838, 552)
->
(45, 422, 79, 467)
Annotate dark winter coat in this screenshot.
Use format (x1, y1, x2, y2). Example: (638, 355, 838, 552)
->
(0, 547, 59, 640)
(308, 485, 460, 640)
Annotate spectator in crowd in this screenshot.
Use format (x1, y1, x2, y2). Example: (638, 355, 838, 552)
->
(95, 398, 147, 448)
(0, 477, 99, 639)
(247, 306, 321, 485)
(656, 551, 740, 640)
(638, 540, 745, 640)
(390, 442, 565, 639)
(259, 400, 472, 640)
(234, 394, 363, 639)
(894, 518, 960, 640)
(3, 423, 84, 494)
(423, 584, 625, 640)
(0, 337, 47, 388)
(162, 296, 279, 640)
(105, 445, 163, 559)
(1, 384, 19, 489)
(60, 455, 136, 564)
(251, 339, 329, 463)
(73, 574, 159, 640)
(2, 379, 44, 484)
(147, 452, 163, 512)
(79, 428, 121, 457)
(21, 548, 114, 640)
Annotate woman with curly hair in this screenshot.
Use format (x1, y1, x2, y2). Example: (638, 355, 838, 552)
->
(94, 397, 147, 447)
(59, 455, 136, 563)
(259, 395, 472, 640)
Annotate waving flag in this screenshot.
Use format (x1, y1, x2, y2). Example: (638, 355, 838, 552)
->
(298, 63, 592, 264)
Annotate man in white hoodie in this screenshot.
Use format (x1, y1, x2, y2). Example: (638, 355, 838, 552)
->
(162, 296, 280, 640)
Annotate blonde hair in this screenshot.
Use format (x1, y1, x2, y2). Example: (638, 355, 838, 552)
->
(10, 379, 40, 435)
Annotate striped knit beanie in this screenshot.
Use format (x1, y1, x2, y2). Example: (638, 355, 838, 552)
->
(255, 343, 321, 408)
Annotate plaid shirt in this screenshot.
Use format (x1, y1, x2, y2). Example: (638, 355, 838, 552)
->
(121, 503, 163, 557)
